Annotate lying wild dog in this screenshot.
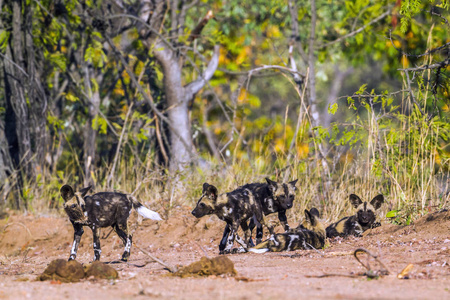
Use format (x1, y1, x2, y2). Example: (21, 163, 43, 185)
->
(191, 183, 272, 254)
(326, 194, 384, 238)
(219, 178, 298, 250)
(249, 208, 326, 253)
(60, 185, 162, 262)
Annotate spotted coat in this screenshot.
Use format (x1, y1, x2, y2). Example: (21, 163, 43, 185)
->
(326, 194, 384, 238)
(61, 185, 162, 262)
(191, 183, 272, 254)
(249, 208, 326, 253)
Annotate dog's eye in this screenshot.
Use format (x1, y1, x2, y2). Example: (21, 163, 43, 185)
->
(71, 204, 77, 209)
(200, 203, 206, 208)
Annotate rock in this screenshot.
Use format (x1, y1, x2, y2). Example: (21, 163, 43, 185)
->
(38, 259, 85, 283)
(84, 262, 119, 280)
(173, 256, 237, 278)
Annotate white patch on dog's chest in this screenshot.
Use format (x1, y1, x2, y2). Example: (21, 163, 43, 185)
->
(222, 207, 233, 217)
(264, 198, 274, 211)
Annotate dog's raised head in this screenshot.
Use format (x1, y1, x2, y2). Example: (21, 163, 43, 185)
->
(60, 185, 92, 222)
(266, 178, 298, 210)
(349, 194, 384, 227)
(191, 183, 219, 218)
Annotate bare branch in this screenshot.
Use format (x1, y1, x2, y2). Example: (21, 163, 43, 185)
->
(403, 70, 426, 117)
(317, 10, 391, 49)
(184, 45, 220, 99)
(398, 58, 450, 72)
(188, 10, 214, 42)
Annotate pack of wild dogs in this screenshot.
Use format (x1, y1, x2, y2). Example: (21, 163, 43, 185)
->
(60, 179, 384, 261)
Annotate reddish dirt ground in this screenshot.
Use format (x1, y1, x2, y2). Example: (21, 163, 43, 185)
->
(0, 208, 449, 299)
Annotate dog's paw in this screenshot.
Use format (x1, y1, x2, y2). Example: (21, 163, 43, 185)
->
(231, 247, 246, 254)
(371, 222, 381, 229)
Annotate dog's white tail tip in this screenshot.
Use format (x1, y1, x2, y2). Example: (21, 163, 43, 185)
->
(137, 206, 163, 221)
(248, 248, 269, 254)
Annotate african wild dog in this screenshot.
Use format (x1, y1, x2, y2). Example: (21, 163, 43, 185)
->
(191, 183, 272, 254)
(60, 185, 162, 262)
(326, 194, 384, 238)
(249, 208, 326, 253)
(220, 178, 298, 251)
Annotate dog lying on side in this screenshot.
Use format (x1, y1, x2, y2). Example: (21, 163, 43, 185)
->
(326, 194, 384, 238)
(191, 183, 272, 254)
(218, 178, 298, 252)
(249, 208, 326, 253)
(60, 185, 162, 262)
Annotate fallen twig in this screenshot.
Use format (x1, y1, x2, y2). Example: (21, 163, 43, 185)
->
(134, 244, 178, 273)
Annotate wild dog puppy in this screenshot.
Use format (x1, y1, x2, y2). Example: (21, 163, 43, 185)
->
(191, 183, 272, 254)
(60, 185, 162, 262)
(249, 208, 326, 253)
(326, 194, 384, 238)
(220, 178, 298, 249)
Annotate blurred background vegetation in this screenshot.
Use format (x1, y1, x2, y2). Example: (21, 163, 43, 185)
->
(0, 0, 449, 225)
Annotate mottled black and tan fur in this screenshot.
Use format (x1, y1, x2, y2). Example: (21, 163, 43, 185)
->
(326, 194, 384, 238)
(61, 185, 162, 262)
(191, 183, 273, 254)
(219, 178, 298, 250)
(249, 208, 326, 253)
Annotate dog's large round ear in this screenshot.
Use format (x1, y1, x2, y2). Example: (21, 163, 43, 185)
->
(309, 207, 320, 218)
(60, 185, 75, 202)
(205, 184, 218, 200)
(349, 194, 363, 208)
(304, 209, 317, 226)
(370, 194, 384, 210)
(265, 178, 277, 186)
(202, 183, 210, 193)
(79, 186, 92, 198)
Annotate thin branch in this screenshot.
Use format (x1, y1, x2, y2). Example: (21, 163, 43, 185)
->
(389, 30, 450, 58)
(403, 70, 426, 117)
(398, 58, 450, 72)
(184, 45, 220, 99)
(317, 10, 391, 49)
(134, 244, 178, 273)
(188, 10, 214, 42)
(0, 52, 29, 77)
(107, 102, 133, 189)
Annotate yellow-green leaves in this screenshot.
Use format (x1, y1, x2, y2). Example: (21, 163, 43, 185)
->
(92, 115, 107, 134)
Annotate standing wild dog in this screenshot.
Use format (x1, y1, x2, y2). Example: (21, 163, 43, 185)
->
(191, 183, 272, 254)
(326, 194, 384, 238)
(60, 185, 162, 262)
(249, 208, 326, 253)
(219, 178, 298, 251)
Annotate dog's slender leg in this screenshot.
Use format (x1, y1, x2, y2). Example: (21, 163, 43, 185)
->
(278, 210, 290, 232)
(92, 225, 101, 261)
(69, 222, 84, 261)
(219, 224, 231, 254)
(224, 221, 240, 254)
(114, 223, 132, 261)
(255, 220, 263, 245)
(248, 217, 256, 247)
(235, 221, 250, 252)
